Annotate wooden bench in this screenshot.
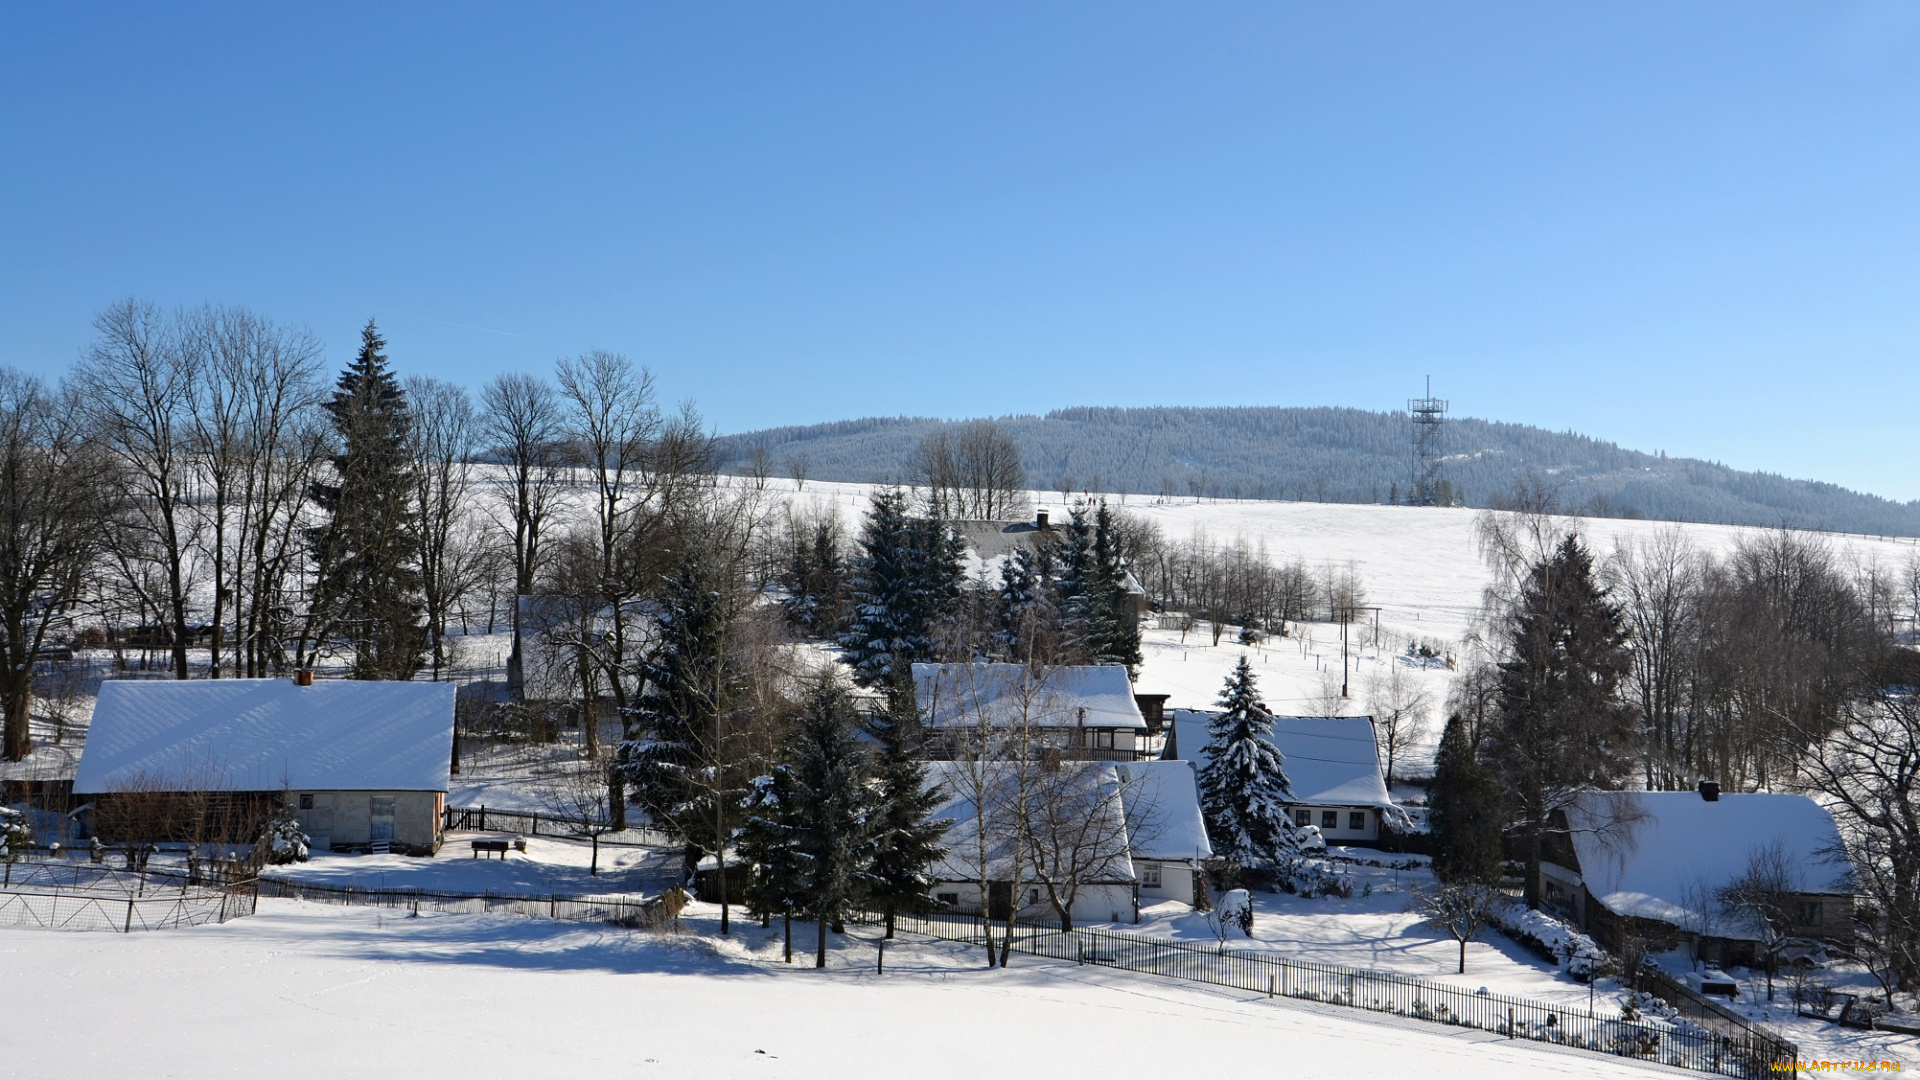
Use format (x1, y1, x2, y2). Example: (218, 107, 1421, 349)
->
(470, 839, 510, 860)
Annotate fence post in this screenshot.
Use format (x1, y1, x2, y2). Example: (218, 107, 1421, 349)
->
(1269, 975, 1275, 999)
(124, 897, 135, 933)
(1507, 1007, 1515, 1038)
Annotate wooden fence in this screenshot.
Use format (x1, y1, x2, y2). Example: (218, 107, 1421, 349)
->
(0, 862, 258, 933)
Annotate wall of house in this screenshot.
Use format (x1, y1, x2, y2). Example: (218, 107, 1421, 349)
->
(1134, 861, 1201, 908)
(930, 881, 1141, 925)
(1291, 804, 1379, 844)
(295, 790, 443, 856)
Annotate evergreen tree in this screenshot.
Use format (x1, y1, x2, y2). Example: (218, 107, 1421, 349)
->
(622, 548, 753, 925)
(781, 516, 844, 636)
(838, 488, 963, 704)
(306, 321, 427, 679)
(1058, 501, 1141, 675)
(784, 677, 880, 967)
(864, 693, 951, 938)
(1427, 714, 1503, 885)
(996, 541, 1061, 661)
(1196, 657, 1299, 873)
(1487, 534, 1637, 908)
(738, 767, 807, 963)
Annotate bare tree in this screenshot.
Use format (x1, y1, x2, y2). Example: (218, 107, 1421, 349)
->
(1605, 528, 1700, 790)
(1022, 762, 1158, 931)
(1718, 841, 1806, 1002)
(1366, 660, 1431, 784)
(481, 373, 568, 698)
(915, 421, 1027, 520)
(406, 376, 480, 680)
(76, 300, 201, 679)
(0, 373, 115, 760)
(1419, 880, 1500, 973)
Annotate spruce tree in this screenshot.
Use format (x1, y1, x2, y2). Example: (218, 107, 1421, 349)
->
(838, 488, 963, 705)
(1488, 534, 1636, 908)
(1196, 657, 1299, 873)
(864, 693, 951, 938)
(622, 548, 753, 926)
(1427, 714, 1504, 885)
(306, 321, 427, 679)
(738, 767, 807, 963)
(785, 677, 880, 967)
(997, 542, 1062, 661)
(1058, 501, 1141, 675)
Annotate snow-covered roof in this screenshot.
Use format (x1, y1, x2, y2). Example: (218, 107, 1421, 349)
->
(1115, 760, 1213, 861)
(75, 678, 457, 794)
(925, 760, 1135, 882)
(914, 664, 1147, 730)
(1163, 710, 1391, 808)
(1564, 791, 1851, 929)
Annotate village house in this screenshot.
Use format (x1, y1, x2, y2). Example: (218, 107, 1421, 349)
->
(74, 675, 457, 856)
(1162, 710, 1397, 847)
(952, 508, 1152, 620)
(922, 756, 1212, 923)
(914, 662, 1150, 762)
(1539, 786, 1854, 967)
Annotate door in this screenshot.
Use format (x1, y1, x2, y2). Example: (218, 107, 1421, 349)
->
(987, 881, 1013, 921)
(370, 797, 396, 845)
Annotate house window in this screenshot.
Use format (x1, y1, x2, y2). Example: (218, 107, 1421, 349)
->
(1349, 811, 1366, 831)
(1084, 729, 1114, 750)
(298, 794, 314, 810)
(1028, 889, 1040, 904)
(936, 892, 959, 907)
(1141, 863, 1163, 889)
(1321, 810, 1338, 829)
(1295, 809, 1311, 827)
(1795, 901, 1822, 927)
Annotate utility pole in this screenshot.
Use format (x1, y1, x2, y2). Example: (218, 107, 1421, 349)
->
(1340, 608, 1350, 698)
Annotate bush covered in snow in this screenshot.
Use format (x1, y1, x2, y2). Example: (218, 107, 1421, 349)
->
(1488, 901, 1606, 978)
(0, 806, 29, 859)
(264, 803, 310, 864)
(1272, 856, 1353, 899)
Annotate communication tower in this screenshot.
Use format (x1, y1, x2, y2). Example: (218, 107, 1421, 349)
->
(1408, 376, 1448, 506)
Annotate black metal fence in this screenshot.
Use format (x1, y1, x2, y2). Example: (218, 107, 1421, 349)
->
(253, 874, 677, 929)
(441, 805, 671, 847)
(886, 910, 1798, 1080)
(0, 862, 258, 932)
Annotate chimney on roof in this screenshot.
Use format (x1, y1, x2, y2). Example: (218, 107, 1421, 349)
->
(1698, 780, 1720, 802)
(293, 670, 314, 687)
(1036, 508, 1050, 530)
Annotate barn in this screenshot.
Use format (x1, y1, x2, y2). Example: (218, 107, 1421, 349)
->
(74, 676, 457, 856)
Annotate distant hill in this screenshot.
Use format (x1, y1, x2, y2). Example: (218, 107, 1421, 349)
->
(717, 406, 1920, 538)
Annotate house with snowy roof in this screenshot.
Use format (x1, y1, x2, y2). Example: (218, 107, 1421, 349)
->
(75, 676, 457, 856)
(914, 663, 1150, 762)
(1539, 786, 1853, 966)
(1162, 710, 1396, 847)
(922, 756, 1211, 923)
(952, 510, 1151, 620)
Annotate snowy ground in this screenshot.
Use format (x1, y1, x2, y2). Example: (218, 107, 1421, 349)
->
(268, 830, 680, 897)
(0, 899, 1758, 1080)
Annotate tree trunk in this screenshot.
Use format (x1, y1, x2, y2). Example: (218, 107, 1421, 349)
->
(884, 905, 895, 940)
(816, 910, 828, 968)
(1458, 937, 1467, 974)
(2, 680, 30, 762)
(783, 911, 792, 964)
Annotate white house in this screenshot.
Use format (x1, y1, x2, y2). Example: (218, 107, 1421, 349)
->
(75, 676, 457, 856)
(1543, 787, 1853, 964)
(1162, 711, 1395, 846)
(914, 663, 1149, 761)
(922, 756, 1210, 924)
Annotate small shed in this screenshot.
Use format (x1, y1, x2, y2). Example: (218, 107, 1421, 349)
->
(74, 677, 457, 856)
(1163, 711, 1394, 846)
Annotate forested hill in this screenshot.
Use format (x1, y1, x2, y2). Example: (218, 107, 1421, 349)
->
(717, 405, 1920, 537)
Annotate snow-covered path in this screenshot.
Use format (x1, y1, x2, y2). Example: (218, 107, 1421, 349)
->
(1, 900, 1709, 1079)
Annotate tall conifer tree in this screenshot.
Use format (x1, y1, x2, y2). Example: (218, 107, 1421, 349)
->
(784, 677, 880, 967)
(839, 488, 963, 705)
(1196, 657, 1299, 872)
(864, 694, 951, 938)
(306, 321, 426, 679)
(1427, 714, 1504, 885)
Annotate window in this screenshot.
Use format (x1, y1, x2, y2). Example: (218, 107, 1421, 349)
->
(298, 794, 314, 810)
(1321, 810, 1338, 829)
(1795, 901, 1822, 927)
(1141, 863, 1163, 889)
(1084, 729, 1114, 750)
(936, 892, 959, 907)
(1295, 809, 1311, 827)
(1349, 812, 1367, 831)
(1028, 889, 1040, 904)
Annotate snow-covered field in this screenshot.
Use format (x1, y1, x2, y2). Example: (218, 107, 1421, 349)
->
(0, 899, 1748, 1080)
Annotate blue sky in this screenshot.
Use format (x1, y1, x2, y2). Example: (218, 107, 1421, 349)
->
(4, 4, 1918, 499)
